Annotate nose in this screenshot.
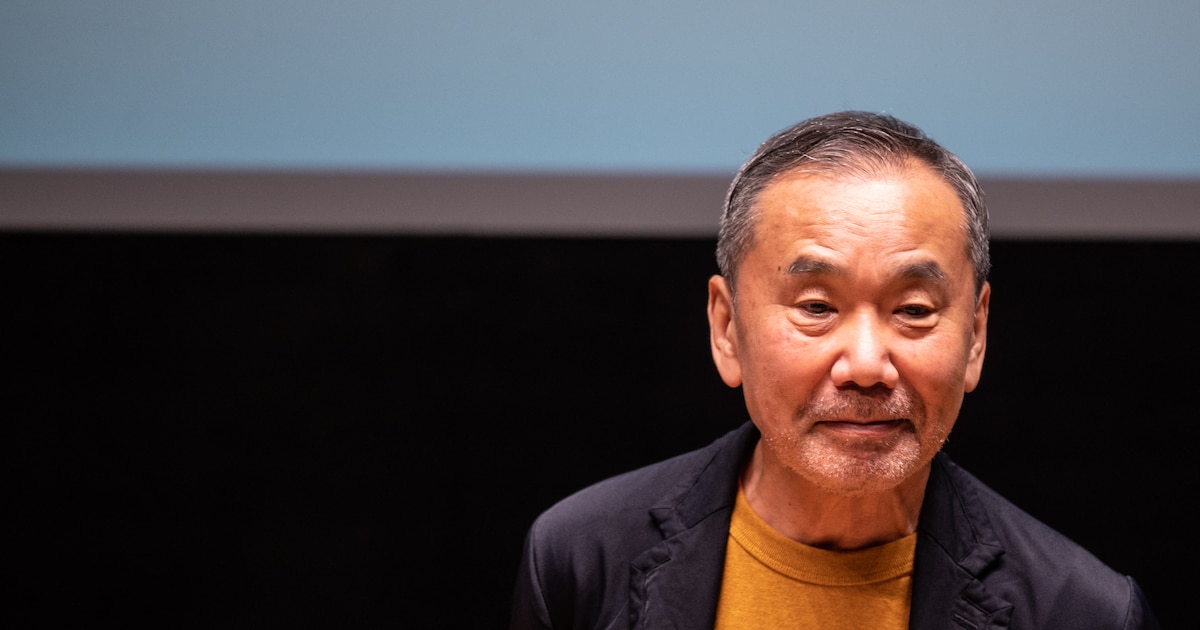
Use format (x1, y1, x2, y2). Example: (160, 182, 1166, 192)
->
(829, 311, 900, 389)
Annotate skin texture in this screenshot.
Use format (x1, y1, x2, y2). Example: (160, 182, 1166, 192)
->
(707, 162, 990, 550)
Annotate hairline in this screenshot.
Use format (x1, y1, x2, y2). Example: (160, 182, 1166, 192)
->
(717, 116, 990, 302)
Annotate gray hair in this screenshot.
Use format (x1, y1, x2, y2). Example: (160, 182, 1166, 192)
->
(716, 111, 990, 296)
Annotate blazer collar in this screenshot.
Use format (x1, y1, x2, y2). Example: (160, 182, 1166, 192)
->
(624, 427, 1017, 630)
(628, 423, 757, 629)
(909, 452, 1014, 629)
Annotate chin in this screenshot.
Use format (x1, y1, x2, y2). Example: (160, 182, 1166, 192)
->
(787, 435, 930, 496)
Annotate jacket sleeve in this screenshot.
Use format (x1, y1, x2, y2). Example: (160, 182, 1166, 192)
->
(509, 525, 554, 630)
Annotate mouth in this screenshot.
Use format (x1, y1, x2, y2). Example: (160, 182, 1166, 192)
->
(816, 418, 908, 437)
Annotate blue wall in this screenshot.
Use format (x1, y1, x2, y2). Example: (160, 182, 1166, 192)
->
(3, 0, 1198, 176)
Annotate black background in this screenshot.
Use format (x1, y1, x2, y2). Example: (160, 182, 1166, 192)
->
(7, 233, 1193, 628)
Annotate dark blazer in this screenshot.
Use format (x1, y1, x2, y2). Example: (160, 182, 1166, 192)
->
(510, 422, 1160, 629)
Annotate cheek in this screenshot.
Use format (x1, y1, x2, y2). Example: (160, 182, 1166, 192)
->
(747, 318, 814, 371)
(742, 325, 828, 402)
(895, 337, 973, 403)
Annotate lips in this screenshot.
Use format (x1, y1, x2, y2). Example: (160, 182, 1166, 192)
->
(817, 419, 907, 436)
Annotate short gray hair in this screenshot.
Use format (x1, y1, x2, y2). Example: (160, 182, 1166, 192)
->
(717, 111, 990, 296)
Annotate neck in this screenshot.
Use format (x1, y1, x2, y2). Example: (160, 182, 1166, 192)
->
(740, 441, 930, 551)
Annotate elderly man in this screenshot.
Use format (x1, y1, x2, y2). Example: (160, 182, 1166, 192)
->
(509, 111, 1160, 629)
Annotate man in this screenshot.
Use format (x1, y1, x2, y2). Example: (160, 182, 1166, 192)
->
(509, 111, 1160, 629)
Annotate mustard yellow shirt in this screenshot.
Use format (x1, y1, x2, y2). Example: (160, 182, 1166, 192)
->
(714, 486, 916, 629)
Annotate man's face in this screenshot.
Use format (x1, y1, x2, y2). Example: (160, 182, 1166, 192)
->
(708, 163, 989, 495)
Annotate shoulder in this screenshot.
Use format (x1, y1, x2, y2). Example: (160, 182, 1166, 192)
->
(511, 423, 756, 629)
(936, 454, 1119, 580)
(528, 422, 754, 553)
(929, 454, 1160, 628)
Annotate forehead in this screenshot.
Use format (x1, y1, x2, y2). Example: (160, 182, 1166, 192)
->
(747, 164, 971, 280)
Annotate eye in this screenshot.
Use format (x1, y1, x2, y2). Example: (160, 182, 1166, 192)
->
(897, 304, 933, 318)
(799, 301, 833, 316)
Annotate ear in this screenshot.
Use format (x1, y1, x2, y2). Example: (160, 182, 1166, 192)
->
(708, 275, 743, 388)
(963, 281, 990, 393)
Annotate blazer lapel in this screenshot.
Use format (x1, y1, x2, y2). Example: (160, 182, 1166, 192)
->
(626, 423, 758, 630)
(627, 510, 733, 629)
(910, 540, 1012, 629)
(619, 433, 1017, 629)
(909, 453, 1013, 629)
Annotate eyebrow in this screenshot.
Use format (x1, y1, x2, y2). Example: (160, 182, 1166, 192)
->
(786, 257, 839, 275)
(898, 260, 948, 285)
(786, 256, 949, 285)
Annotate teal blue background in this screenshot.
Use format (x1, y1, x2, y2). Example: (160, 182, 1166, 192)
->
(3, 1, 1198, 176)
